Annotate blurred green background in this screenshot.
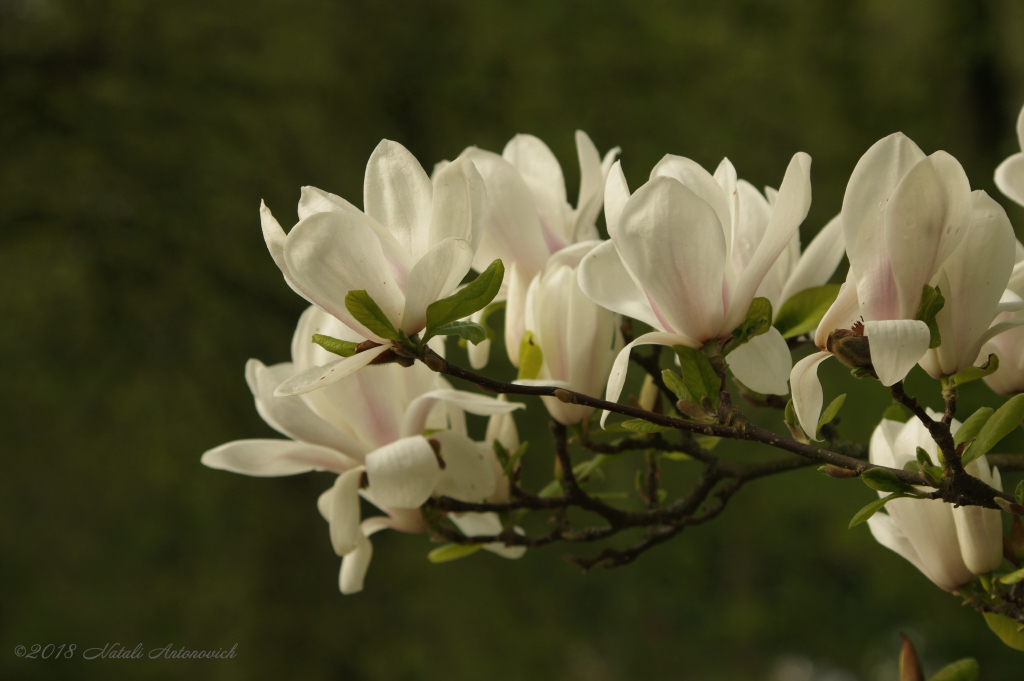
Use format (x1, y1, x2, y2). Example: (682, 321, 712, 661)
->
(3, 0, 1024, 679)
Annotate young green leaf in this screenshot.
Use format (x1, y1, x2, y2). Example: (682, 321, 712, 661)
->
(621, 419, 671, 434)
(424, 259, 504, 334)
(503, 442, 529, 478)
(927, 658, 979, 681)
(982, 612, 1024, 652)
(916, 446, 934, 468)
(426, 320, 488, 345)
(674, 345, 720, 410)
(953, 407, 994, 447)
(916, 284, 945, 349)
(726, 297, 773, 353)
(816, 393, 846, 437)
(345, 290, 400, 341)
(773, 284, 841, 339)
(312, 334, 361, 358)
(661, 451, 695, 461)
(999, 566, 1024, 585)
(947, 353, 999, 390)
(849, 491, 912, 528)
(492, 440, 509, 468)
(517, 331, 544, 380)
(694, 434, 721, 450)
(662, 369, 695, 403)
(962, 394, 1024, 466)
(427, 543, 483, 563)
(883, 402, 910, 423)
(784, 399, 807, 442)
(860, 468, 919, 495)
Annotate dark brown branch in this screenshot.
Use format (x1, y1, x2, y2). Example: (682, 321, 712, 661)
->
(986, 454, 1024, 471)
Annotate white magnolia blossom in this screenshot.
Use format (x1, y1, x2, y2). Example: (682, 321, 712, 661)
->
(579, 152, 813, 422)
(515, 243, 624, 425)
(201, 307, 523, 594)
(261, 139, 487, 395)
(982, 240, 1024, 395)
(919, 191, 1024, 378)
(455, 131, 619, 369)
(995, 102, 1024, 208)
(758, 213, 846, 313)
(867, 413, 1003, 591)
(791, 133, 972, 438)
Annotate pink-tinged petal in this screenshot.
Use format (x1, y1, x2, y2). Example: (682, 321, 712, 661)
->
(617, 177, 727, 340)
(273, 345, 391, 397)
(450, 512, 527, 559)
(284, 211, 405, 340)
(502, 134, 569, 249)
(789, 351, 832, 440)
(339, 532, 372, 594)
(400, 237, 473, 335)
(863, 320, 931, 386)
(428, 157, 486, 258)
(601, 331, 700, 428)
(886, 496, 974, 591)
(727, 327, 792, 395)
(724, 153, 812, 331)
(604, 161, 630, 243)
(399, 389, 523, 439)
(504, 262, 530, 367)
(814, 273, 861, 349)
(363, 436, 443, 509)
(650, 155, 732, 252)
(328, 466, 366, 556)
(363, 139, 433, 255)
(995, 153, 1024, 208)
(431, 430, 497, 502)
(577, 240, 662, 331)
(867, 512, 930, 578)
(462, 148, 550, 276)
(780, 214, 846, 304)
(201, 439, 358, 477)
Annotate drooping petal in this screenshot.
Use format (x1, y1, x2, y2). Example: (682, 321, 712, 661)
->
(604, 161, 630, 243)
(779, 214, 846, 304)
(863, 320, 931, 386)
(867, 512, 930, 578)
(431, 430, 497, 502)
(363, 139, 433, 255)
(328, 466, 366, 556)
(616, 177, 727, 340)
(503, 134, 569, 250)
(284, 211, 405, 340)
(338, 531, 373, 595)
(273, 344, 392, 397)
(363, 436, 443, 509)
(400, 237, 474, 334)
(399, 389, 524, 439)
(995, 153, 1024, 207)
(601, 331, 700, 428)
(789, 351, 832, 440)
(428, 157, 486, 257)
(577, 240, 662, 330)
(727, 327, 792, 395)
(724, 152, 813, 331)
(450, 512, 527, 559)
(201, 439, 358, 477)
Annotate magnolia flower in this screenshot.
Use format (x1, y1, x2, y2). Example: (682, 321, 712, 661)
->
(456, 131, 619, 368)
(201, 307, 523, 593)
(757, 213, 846, 313)
(995, 102, 1024, 207)
(261, 139, 487, 394)
(791, 133, 972, 438)
(982, 241, 1024, 395)
(579, 152, 813, 419)
(867, 413, 1003, 590)
(919, 191, 1024, 378)
(515, 243, 624, 425)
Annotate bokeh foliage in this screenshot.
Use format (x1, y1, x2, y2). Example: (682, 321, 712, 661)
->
(2, 0, 1024, 679)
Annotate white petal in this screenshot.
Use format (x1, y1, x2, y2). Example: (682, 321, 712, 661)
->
(485, 395, 520, 454)
(298, 184, 360, 219)
(789, 351, 832, 440)
(886, 496, 973, 591)
(467, 337, 491, 370)
(503, 134, 569, 250)
(779, 213, 846, 304)
(724, 152, 812, 331)
(339, 531, 373, 595)
(814, 272, 861, 349)
(283, 211, 405, 340)
(574, 130, 605, 232)
(399, 389, 524, 439)
(863, 319, 931, 386)
(649, 155, 732, 251)
(273, 345, 392, 397)
(995, 152, 1024, 208)
(727, 327, 792, 395)
(730, 179, 771, 279)
(503, 262, 529, 367)
(329, 466, 366, 556)
(201, 439, 358, 476)
(997, 289, 1024, 313)
(364, 436, 443, 509)
(867, 512, 930, 578)
(601, 331, 700, 428)
(617, 177, 727, 340)
(953, 501, 1004, 575)
(400, 237, 474, 334)
(431, 430, 497, 502)
(450, 512, 526, 559)
(428, 157, 486, 257)
(604, 161, 630, 242)
(577, 240, 662, 330)
(363, 139, 433, 255)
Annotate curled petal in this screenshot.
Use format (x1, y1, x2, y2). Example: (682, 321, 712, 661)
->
(339, 532, 373, 595)
(201, 439, 358, 477)
(727, 327, 792, 396)
(399, 389, 523, 439)
(273, 345, 392, 397)
(814, 272, 861, 349)
(329, 466, 366, 556)
(364, 436, 443, 509)
(863, 320, 931, 386)
(601, 331, 700, 428)
(789, 351, 832, 440)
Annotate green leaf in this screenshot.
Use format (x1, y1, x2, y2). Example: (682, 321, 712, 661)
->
(426, 320, 488, 345)
(694, 434, 721, 450)
(860, 468, 919, 495)
(503, 442, 529, 479)
(773, 284, 842, 339)
(849, 492, 912, 528)
(662, 369, 694, 403)
(884, 402, 910, 423)
(927, 658, 979, 681)
(916, 284, 945, 349)
(427, 543, 483, 563)
(784, 399, 807, 440)
(963, 394, 1024, 466)
(492, 440, 508, 468)
(424, 259, 504, 336)
(999, 566, 1024, 585)
(538, 480, 562, 498)
(674, 345, 720, 410)
(516, 331, 544, 380)
(816, 393, 846, 437)
(621, 419, 671, 434)
(947, 353, 999, 389)
(983, 612, 1024, 651)
(311, 334, 360, 358)
(661, 451, 695, 461)
(345, 290, 400, 341)
(573, 453, 617, 482)
(924, 466, 944, 484)
(954, 407, 994, 447)
(726, 297, 773, 352)
(916, 446, 934, 468)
